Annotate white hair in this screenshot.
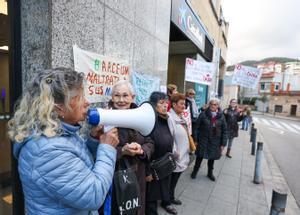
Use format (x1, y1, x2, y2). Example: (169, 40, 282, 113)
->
(111, 80, 135, 95)
(209, 98, 220, 105)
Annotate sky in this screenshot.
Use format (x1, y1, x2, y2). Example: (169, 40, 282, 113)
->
(222, 0, 300, 65)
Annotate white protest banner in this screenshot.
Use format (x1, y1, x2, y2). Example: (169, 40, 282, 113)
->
(132, 72, 160, 105)
(73, 45, 130, 103)
(185, 58, 216, 85)
(160, 85, 167, 93)
(182, 106, 192, 135)
(232, 64, 262, 89)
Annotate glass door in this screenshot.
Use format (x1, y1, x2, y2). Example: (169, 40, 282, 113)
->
(0, 0, 12, 214)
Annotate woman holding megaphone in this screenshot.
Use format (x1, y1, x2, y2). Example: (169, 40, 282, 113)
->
(107, 80, 154, 215)
(8, 68, 119, 214)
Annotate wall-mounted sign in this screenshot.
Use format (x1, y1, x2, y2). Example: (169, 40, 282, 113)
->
(171, 0, 206, 52)
(73, 45, 130, 103)
(131, 72, 160, 105)
(185, 58, 215, 85)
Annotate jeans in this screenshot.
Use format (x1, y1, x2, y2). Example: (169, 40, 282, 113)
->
(242, 117, 249, 130)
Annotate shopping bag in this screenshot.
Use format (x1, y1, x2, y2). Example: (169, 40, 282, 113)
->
(113, 158, 141, 215)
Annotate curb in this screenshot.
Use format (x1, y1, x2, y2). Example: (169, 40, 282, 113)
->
(252, 111, 300, 122)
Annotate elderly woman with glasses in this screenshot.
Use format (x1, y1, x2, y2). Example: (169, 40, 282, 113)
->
(107, 80, 154, 215)
(191, 98, 227, 181)
(8, 68, 119, 214)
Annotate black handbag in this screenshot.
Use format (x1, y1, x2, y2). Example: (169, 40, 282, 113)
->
(113, 158, 141, 215)
(150, 152, 176, 180)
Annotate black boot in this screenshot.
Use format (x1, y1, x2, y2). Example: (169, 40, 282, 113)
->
(191, 156, 203, 179)
(207, 169, 216, 181)
(226, 149, 232, 158)
(207, 160, 216, 181)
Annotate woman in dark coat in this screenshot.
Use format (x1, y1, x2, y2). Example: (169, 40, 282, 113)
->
(223, 98, 244, 158)
(145, 92, 177, 215)
(191, 98, 227, 181)
(108, 80, 154, 215)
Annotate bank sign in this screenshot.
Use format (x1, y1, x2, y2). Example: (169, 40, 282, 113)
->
(171, 0, 205, 52)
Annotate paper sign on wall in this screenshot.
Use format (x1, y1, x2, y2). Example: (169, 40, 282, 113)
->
(73, 45, 130, 103)
(132, 72, 160, 105)
(185, 58, 216, 85)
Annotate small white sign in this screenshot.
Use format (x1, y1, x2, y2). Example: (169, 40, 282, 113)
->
(185, 58, 216, 85)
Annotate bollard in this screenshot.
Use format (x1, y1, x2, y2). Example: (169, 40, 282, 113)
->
(253, 142, 263, 184)
(250, 123, 255, 141)
(251, 128, 257, 155)
(270, 188, 287, 215)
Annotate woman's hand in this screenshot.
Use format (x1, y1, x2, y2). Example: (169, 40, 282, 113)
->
(100, 128, 119, 148)
(90, 125, 104, 139)
(122, 142, 144, 156)
(220, 146, 224, 153)
(145, 175, 153, 182)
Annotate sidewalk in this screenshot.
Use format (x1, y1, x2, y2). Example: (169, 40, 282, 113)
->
(157, 129, 300, 215)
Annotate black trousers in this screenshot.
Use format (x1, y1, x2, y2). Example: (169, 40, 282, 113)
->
(162, 172, 182, 206)
(193, 156, 215, 172)
(145, 201, 158, 215)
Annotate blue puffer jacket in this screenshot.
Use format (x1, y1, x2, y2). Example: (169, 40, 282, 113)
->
(13, 122, 117, 215)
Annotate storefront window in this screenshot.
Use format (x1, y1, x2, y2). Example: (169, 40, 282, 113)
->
(0, 0, 12, 214)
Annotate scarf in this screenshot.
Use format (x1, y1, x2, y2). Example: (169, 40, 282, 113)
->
(186, 97, 199, 118)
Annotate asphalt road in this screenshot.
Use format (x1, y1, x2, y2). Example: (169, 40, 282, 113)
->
(251, 113, 300, 207)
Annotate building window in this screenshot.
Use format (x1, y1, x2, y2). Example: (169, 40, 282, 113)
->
(261, 83, 265, 90)
(274, 105, 283, 113)
(275, 84, 280, 90)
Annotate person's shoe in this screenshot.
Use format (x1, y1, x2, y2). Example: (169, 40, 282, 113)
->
(226, 149, 232, 158)
(207, 171, 216, 181)
(170, 199, 182, 205)
(161, 205, 178, 215)
(191, 170, 197, 179)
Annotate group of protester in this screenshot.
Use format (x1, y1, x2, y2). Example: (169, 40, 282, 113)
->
(8, 68, 251, 215)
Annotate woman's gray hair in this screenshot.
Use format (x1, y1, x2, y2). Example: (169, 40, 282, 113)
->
(8, 68, 84, 142)
(111, 80, 135, 95)
(209, 98, 220, 105)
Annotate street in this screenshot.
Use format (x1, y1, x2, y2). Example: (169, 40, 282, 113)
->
(252, 113, 300, 207)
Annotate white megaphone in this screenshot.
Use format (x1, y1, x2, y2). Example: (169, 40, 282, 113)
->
(87, 102, 156, 136)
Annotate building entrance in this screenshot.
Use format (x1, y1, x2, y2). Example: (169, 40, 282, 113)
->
(0, 0, 12, 214)
(290, 105, 297, 116)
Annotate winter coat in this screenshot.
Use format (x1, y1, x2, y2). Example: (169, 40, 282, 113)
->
(168, 109, 190, 172)
(195, 109, 227, 160)
(13, 122, 117, 215)
(223, 107, 244, 139)
(110, 104, 154, 215)
(146, 114, 174, 202)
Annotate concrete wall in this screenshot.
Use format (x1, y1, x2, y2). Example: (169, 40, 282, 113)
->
(269, 95, 300, 117)
(222, 85, 238, 108)
(189, 0, 228, 61)
(21, 0, 171, 87)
